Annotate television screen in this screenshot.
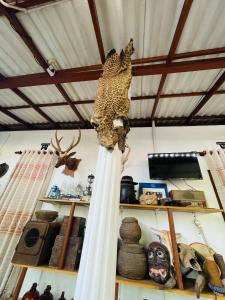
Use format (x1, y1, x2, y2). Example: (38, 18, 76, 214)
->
(148, 152, 202, 180)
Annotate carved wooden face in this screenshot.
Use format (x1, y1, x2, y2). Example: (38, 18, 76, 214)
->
(148, 242, 171, 284)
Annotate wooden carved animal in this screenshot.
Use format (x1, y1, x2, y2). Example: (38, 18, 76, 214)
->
(91, 39, 134, 152)
(51, 130, 81, 177)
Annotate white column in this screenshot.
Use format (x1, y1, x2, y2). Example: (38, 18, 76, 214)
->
(74, 145, 122, 300)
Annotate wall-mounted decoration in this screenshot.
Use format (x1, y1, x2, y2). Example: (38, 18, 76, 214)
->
(148, 242, 176, 288)
(139, 183, 169, 202)
(0, 163, 9, 178)
(91, 39, 134, 152)
(51, 130, 82, 177)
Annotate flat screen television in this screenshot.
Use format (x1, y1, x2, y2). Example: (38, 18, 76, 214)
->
(148, 152, 202, 180)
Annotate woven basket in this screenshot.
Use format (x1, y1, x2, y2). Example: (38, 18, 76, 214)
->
(117, 243, 147, 280)
(119, 217, 141, 243)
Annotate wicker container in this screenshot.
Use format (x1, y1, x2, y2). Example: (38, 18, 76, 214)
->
(119, 217, 141, 243)
(117, 243, 147, 280)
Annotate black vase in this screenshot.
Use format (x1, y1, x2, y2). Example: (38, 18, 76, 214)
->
(120, 176, 138, 204)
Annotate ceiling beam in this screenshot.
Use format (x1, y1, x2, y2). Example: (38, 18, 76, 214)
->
(186, 71, 225, 123)
(1, 56, 225, 89)
(88, 0, 105, 64)
(0, 105, 33, 128)
(1, 115, 225, 132)
(0, 123, 10, 131)
(0, 4, 85, 123)
(151, 0, 193, 121)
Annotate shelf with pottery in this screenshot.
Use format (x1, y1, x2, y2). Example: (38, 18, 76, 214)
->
(12, 263, 225, 299)
(39, 197, 223, 214)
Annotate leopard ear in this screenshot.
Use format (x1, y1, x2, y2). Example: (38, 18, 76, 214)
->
(106, 48, 116, 59)
(120, 49, 125, 61)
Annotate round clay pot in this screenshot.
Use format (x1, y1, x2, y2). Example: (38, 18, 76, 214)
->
(117, 243, 147, 280)
(120, 217, 141, 243)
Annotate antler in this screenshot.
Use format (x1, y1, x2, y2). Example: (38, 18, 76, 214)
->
(51, 129, 81, 154)
(51, 130, 63, 153)
(64, 129, 81, 154)
(121, 143, 131, 172)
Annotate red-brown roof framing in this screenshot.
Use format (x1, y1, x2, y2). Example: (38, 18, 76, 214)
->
(1, 57, 225, 89)
(151, 0, 193, 121)
(0, 4, 85, 124)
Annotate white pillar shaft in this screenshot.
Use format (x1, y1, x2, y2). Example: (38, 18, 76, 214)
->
(74, 145, 122, 300)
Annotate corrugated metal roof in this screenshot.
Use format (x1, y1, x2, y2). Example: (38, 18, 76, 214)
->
(129, 100, 154, 119)
(41, 106, 80, 122)
(96, 0, 183, 58)
(76, 104, 94, 121)
(19, 85, 63, 104)
(17, 0, 101, 69)
(131, 75, 161, 97)
(10, 108, 47, 123)
(197, 94, 225, 116)
(178, 0, 225, 52)
(164, 70, 222, 94)
(62, 82, 98, 100)
(155, 97, 199, 118)
(0, 17, 42, 76)
(0, 89, 26, 107)
(0, 112, 19, 124)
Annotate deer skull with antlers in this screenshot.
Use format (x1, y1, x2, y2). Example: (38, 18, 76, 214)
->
(51, 130, 82, 177)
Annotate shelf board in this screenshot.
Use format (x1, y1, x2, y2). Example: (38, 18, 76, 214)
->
(12, 263, 77, 276)
(13, 264, 225, 299)
(39, 198, 90, 206)
(39, 198, 223, 213)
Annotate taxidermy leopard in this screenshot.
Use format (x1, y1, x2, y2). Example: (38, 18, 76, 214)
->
(91, 38, 134, 152)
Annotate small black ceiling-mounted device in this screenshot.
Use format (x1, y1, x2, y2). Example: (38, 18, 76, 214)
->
(41, 143, 50, 150)
(216, 142, 225, 149)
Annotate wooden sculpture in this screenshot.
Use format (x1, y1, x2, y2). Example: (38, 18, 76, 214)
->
(51, 130, 81, 177)
(91, 39, 134, 152)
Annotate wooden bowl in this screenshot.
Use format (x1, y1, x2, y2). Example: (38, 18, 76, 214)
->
(35, 210, 58, 222)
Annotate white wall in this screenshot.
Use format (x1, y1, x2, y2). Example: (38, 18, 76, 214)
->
(0, 126, 225, 300)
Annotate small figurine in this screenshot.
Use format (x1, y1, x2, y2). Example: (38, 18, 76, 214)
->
(39, 285, 53, 300)
(48, 185, 61, 199)
(22, 283, 39, 300)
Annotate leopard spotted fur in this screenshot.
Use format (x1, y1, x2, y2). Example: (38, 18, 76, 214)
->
(91, 39, 134, 152)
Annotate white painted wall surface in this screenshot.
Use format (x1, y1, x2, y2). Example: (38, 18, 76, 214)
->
(0, 126, 225, 300)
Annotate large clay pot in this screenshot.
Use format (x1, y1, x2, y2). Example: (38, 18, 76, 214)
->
(120, 217, 141, 243)
(117, 243, 147, 280)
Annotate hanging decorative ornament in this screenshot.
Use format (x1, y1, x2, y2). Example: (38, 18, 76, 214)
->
(91, 38, 134, 152)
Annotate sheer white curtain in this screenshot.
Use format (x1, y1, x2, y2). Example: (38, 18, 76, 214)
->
(74, 145, 122, 300)
(0, 150, 56, 295)
(205, 149, 225, 211)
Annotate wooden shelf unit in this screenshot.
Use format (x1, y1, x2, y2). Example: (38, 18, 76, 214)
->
(12, 263, 225, 299)
(12, 197, 224, 300)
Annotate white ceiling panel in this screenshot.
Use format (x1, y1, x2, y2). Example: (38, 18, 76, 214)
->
(163, 70, 222, 94)
(17, 0, 101, 69)
(0, 112, 19, 125)
(96, 0, 183, 58)
(10, 108, 47, 123)
(62, 82, 98, 100)
(41, 106, 79, 122)
(131, 75, 161, 97)
(0, 17, 42, 76)
(129, 100, 154, 119)
(0, 89, 26, 107)
(76, 104, 94, 121)
(155, 97, 199, 118)
(19, 85, 63, 104)
(178, 0, 225, 52)
(197, 94, 225, 116)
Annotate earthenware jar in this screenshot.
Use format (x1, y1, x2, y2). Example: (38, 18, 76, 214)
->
(120, 217, 141, 243)
(117, 243, 147, 280)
